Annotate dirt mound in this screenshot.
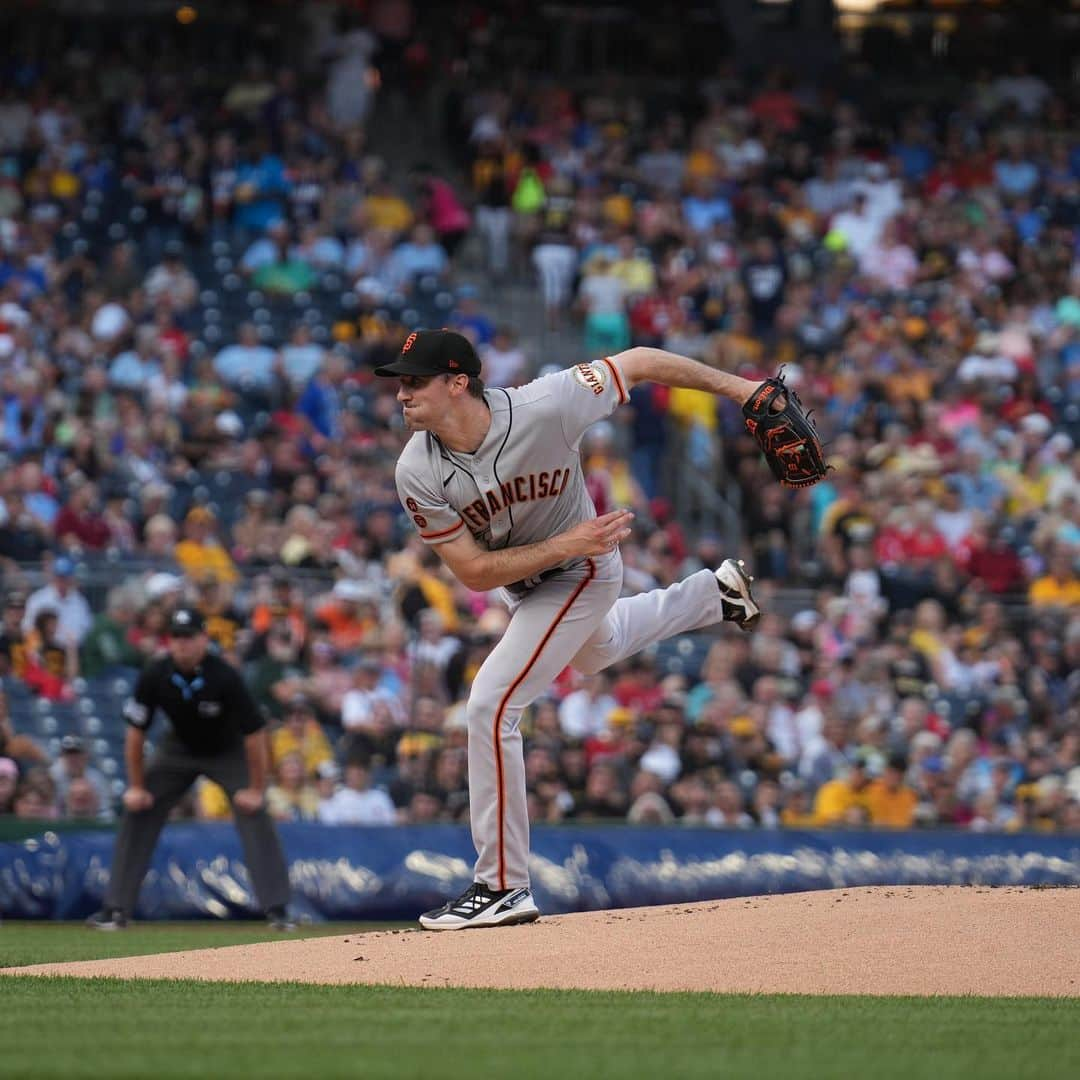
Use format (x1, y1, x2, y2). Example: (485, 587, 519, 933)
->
(7, 886, 1078, 996)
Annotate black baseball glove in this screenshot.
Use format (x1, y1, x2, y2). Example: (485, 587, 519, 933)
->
(742, 373, 828, 489)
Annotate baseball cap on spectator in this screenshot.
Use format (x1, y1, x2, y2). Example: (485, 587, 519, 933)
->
(316, 760, 341, 781)
(810, 679, 834, 698)
(607, 706, 635, 728)
(373, 329, 481, 377)
(791, 610, 820, 633)
(169, 607, 205, 637)
(53, 556, 75, 578)
(333, 579, 374, 603)
(60, 735, 85, 753)
(90, 300, 130, 340)
(146, 572, 184, 600)
(186, 506, 215, 525)
(0, 756, 19, 779)
(286, 694, 315, 714)
(215, 411, 244, 438)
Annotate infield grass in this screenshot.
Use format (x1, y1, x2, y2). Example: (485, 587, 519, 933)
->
(0, 925, 1076, 1080)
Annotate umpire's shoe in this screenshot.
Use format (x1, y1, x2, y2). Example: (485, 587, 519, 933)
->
(86, 908, 128, 931)
(266, 907, 298, 932)
(419, 882, 540, 931)
(715, 559, 761, 632)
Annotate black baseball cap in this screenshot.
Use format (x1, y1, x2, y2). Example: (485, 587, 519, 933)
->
(373, 329, 481, 378)
(169, 607, 206, 637)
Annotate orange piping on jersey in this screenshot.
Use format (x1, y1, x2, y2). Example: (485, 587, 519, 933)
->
(419, 518, 466, 541)
(491, 557, 597, 890)
(601, 356, 629, 404)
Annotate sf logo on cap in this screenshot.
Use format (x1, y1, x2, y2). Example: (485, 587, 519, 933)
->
(402, 332, 418, 353)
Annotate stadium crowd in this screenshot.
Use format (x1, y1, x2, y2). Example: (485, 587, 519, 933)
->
(0, 6, 1078, 834)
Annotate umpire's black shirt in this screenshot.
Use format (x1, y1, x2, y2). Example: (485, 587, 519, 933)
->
(123, 653, 264, 756)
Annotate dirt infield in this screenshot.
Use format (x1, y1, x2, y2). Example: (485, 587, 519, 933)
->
(7, 886, 1079, 996)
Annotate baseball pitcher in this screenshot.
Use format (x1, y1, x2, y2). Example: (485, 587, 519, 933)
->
(376, 329, 824, 929)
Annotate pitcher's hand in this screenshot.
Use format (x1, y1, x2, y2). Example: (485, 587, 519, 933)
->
(561, 510, 634, 557)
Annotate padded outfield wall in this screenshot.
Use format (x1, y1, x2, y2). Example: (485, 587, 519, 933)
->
(2, 823, 1078, 920)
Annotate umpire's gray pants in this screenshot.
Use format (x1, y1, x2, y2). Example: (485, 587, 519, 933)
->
(104, 738, 290, 917)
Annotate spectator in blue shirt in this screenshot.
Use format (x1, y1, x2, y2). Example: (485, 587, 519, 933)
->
(234, 142, 290, 234)
(994, 145, 1040, 198)
(108, 327, 161, 390)
(281, 324, 326, 389)
(297, 351, 346, 444)
(385, 223, 448, 292)
(2, 369, 47, 454)
(682, 176, 732, 235)
(213, 323, 278, 393)
(450, 285, 495, 347)
(241, 219, 290, 276)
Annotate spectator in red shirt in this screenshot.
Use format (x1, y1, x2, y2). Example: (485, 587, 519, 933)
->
(54, 478, 112, 552)
(960, 519, 1026, 594)
(899, 502, 949, 566)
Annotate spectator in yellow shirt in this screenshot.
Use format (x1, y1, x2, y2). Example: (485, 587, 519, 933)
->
(271, 694, 333, 777)
(266, 751, 321, 822)
(1028, 546, 1080, 608)
(812, 756, 872, 826)
(174, 507, 238, 585)
(863, 755, 919, 828)
(361, 175, 414, 235)
(779, 781, 817, 827)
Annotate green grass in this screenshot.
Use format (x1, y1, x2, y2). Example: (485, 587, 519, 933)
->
(0, 921, 398, 969)
(0, 978, 1075, 1080)
(0, 924, 1076, 1079)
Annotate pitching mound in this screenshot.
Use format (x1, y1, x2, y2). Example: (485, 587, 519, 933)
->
(8, 886, 1079, 996)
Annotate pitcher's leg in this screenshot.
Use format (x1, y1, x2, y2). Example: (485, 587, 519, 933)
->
(468, 561, 621, 890)
(571, 569, 726, 675)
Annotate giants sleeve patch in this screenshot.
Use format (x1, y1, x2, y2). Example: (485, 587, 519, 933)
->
(572, 362, 607, 396)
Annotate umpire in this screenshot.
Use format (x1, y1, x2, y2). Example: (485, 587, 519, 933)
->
(87, 607, 293, 930)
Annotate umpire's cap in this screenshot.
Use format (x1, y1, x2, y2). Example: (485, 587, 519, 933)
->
(373, 329, 481, 378)
(169, 607, 206, 638)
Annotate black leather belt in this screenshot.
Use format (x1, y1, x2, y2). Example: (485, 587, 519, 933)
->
(505, 566, 564, 598)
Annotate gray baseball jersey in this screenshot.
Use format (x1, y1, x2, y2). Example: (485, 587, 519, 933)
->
(394, 357, 629, 569)
(392, 355, 729, 895)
